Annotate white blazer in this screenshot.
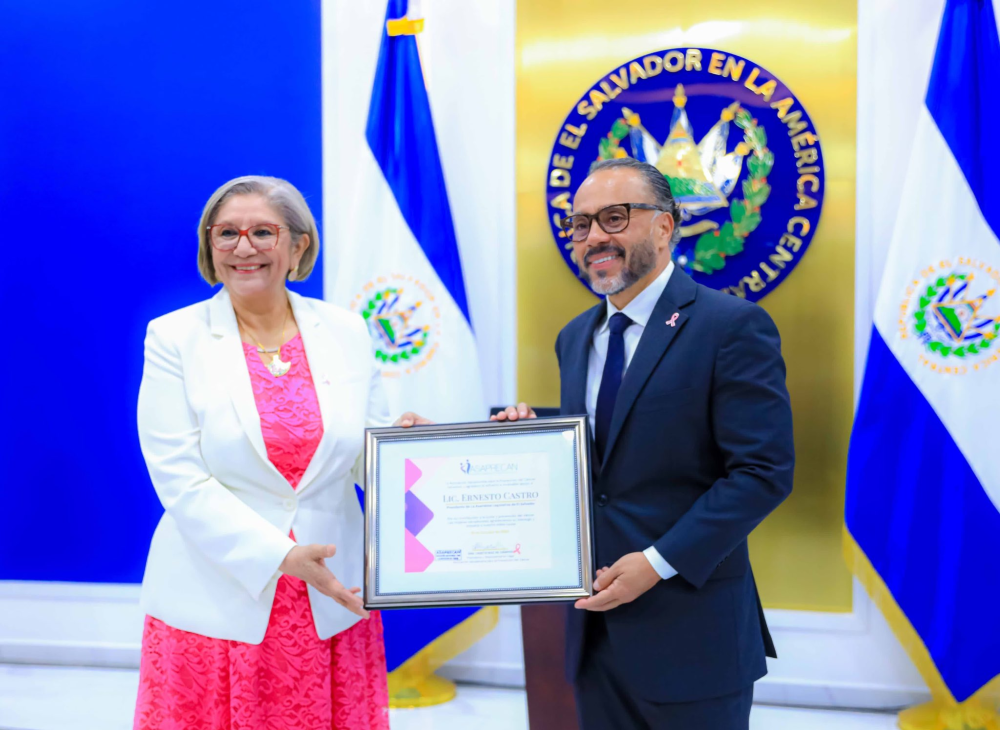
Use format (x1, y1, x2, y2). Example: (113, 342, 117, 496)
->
(136, 288, 391, 644)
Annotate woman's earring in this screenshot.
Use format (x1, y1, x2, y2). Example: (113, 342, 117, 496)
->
(288, 267, 298, 282)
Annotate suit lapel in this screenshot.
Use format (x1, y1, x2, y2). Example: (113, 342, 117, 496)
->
(210, 289, 290, 489)
(562, 302, 605, 418)
(289, 291, 343, 495)
(601, 268, 698, 465)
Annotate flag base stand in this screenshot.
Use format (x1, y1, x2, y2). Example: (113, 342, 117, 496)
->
(844, 531, 1000, 730)
(385, 607, 499, 709)
(388, 667, 456, 708)
(899, 701, 1000, 730)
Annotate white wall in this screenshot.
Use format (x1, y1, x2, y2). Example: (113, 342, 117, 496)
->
(0, 0, 962, 712)
(0, 583, 142, 668)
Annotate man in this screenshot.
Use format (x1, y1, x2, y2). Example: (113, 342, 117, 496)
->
(495, 158, 794, 728)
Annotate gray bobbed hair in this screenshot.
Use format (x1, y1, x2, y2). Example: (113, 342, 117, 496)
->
(197, 175, 320, 285)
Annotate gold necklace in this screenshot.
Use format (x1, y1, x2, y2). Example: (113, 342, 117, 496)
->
(238, 306, 292, 377)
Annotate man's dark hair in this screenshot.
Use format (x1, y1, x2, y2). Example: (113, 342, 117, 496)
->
(588, 157, 682, 244)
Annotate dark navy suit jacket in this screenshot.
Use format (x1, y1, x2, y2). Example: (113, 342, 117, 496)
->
(557, 267, 794, 703)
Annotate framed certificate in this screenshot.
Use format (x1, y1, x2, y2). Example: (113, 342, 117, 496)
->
(363, 416, 594, 609)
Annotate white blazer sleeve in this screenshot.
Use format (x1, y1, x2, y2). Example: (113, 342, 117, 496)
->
(136, 321, 296, 601)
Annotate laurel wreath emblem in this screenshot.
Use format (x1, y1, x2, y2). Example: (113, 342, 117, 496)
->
(690, 109, 773, 274)
(600, 108, 773, 274)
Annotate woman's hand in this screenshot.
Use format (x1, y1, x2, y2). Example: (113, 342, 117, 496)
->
(279, 544, 369, 619)
(394, 412, 434, 428)
(490, 403, 537, 422)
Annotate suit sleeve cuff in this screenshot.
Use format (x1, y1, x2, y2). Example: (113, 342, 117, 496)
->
(643, 546, 678, 581)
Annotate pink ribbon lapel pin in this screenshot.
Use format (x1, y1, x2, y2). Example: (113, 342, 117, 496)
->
(666, 313, 679, 327)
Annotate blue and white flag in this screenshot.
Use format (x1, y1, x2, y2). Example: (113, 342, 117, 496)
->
(846, 0, 1000, 707)
(330, 0, 494, 703)
(331, 1, 485, 424)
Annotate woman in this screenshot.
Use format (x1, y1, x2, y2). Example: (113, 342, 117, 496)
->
(134, 176, 425, 729)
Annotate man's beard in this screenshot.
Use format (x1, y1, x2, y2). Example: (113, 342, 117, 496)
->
(581, 238, 657, 296)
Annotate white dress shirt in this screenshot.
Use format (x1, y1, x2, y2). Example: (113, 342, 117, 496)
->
(586, 261, 678, 581)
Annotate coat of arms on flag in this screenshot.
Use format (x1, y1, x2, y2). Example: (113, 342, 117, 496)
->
(899, 259, 1000, 374)
(351, 274, 442, 374)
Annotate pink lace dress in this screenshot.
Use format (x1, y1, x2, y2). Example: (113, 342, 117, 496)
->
(134, 333, 390, 730)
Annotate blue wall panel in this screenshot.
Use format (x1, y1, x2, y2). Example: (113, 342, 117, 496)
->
(0, 1, 324, 583)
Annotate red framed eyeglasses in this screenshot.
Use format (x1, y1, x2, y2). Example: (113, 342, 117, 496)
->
(207, 223, 287, 251)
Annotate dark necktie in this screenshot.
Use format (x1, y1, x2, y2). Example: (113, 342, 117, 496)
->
(594, 312, 633, 460)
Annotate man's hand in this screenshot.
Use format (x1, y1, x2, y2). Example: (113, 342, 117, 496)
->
(490, 403, 537, 422)
(394, 412, 434, 427)
(574, 552, 661, 612)
(280, 544, 369, 619)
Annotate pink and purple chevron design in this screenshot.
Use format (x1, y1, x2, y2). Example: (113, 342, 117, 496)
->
(404, 458, 446, 572)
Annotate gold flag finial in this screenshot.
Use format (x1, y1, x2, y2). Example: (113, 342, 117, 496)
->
(387, 17, 425, 36)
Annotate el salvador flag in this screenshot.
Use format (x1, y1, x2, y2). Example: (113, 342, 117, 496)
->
(845, 0, 1000, 708)
(330, 0, 495, 703)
